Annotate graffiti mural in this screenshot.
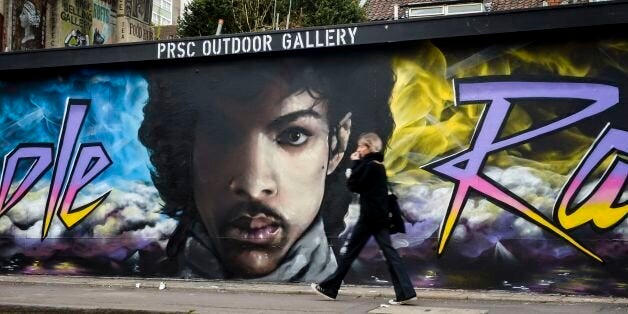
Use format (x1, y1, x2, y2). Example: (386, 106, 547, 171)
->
(0, 99, 112, 239)
(11, 0, 45, 50)
(425, 80, 621, 263)
(0, 35, 626, 296)
(0, 73, 170, 275)
(379, 39, 627, 295)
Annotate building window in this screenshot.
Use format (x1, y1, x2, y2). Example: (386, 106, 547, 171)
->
(447, 3, 484, 14)
(152, 0, 174, 25)
(407, 2, 485, 18)
(408, 6, 445, 17)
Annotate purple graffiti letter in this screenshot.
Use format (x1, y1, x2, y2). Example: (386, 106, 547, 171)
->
(424, 79, 619, 262)
(0, 145, 53, 216)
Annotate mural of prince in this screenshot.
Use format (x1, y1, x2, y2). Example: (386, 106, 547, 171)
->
(0, 35, 626, 296)
(139, 54, 395, 280)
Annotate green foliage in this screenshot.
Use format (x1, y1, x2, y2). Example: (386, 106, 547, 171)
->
(177, 0, 365, 37)
(177, 0, 234, 37)
(301, 0, 365, 27)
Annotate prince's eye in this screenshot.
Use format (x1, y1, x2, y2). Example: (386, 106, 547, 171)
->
(276, 127, 311, 146)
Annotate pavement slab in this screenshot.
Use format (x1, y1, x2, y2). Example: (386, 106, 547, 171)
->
(369, 306, 489, 314)
(1, 274, 626, 304)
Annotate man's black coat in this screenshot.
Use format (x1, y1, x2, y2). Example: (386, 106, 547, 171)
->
(347, 152, 389, 229)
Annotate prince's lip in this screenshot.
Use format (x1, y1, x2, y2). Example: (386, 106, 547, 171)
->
(225, 214, 283, 245)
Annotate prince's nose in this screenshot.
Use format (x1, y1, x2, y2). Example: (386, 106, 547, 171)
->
(229, 134, 277, 200)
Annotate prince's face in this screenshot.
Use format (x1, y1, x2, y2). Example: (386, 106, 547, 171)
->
(192, 82, 349, 277)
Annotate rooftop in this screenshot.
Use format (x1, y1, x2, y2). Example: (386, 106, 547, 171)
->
(364, 0, 592, 21)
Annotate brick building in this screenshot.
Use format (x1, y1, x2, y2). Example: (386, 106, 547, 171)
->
(1, 0, 154, 52)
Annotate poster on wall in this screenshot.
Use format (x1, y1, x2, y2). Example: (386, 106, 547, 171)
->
(0, 33, 626, 296)
(116, 15, 153, 42)
(11, 0, 46, 50)
(47, 0, 93, 47)
(92, 0, 116, 45)
(124, 0, 152, 24)
(115, 0, 153, 43)
(61, 0, 93, 47)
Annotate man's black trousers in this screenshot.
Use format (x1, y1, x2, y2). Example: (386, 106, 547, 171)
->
(319, 221, 416, 300)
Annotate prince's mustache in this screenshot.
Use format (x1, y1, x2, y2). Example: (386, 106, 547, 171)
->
(221, 201, 288, 233)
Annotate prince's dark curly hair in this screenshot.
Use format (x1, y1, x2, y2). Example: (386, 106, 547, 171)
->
(138, 51, 395, 256)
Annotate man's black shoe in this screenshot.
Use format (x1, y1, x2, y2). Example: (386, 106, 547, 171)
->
(310, 283, 336, 300)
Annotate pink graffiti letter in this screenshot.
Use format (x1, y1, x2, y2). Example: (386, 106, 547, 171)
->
(555, 125, 627, 230)
(57, 144, 112, 228)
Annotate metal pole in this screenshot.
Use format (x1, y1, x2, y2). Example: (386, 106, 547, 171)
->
(215, 19, 224, 35)
(273, 0, 278, 30)
(286, 0, 292, 29)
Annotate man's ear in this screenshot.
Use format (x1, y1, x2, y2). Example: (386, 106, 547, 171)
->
(327, 112, 352, 175)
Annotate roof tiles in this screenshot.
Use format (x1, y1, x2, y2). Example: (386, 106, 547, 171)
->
(363, 0, 590, 21)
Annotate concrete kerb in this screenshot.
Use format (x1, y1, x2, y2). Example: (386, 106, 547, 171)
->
(0, 275, 626, 305)
(0, 304, 181, 314)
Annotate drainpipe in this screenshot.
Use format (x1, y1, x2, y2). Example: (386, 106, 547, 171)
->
(394, 4, 399, 20)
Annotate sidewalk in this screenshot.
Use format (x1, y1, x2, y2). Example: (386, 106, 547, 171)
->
(1, 274, 626, 305)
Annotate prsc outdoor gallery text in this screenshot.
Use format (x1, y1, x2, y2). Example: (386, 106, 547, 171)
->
(157, 27, 358, 59)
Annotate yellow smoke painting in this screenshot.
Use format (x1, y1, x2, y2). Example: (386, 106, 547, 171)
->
(386, 40, 628, 184)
